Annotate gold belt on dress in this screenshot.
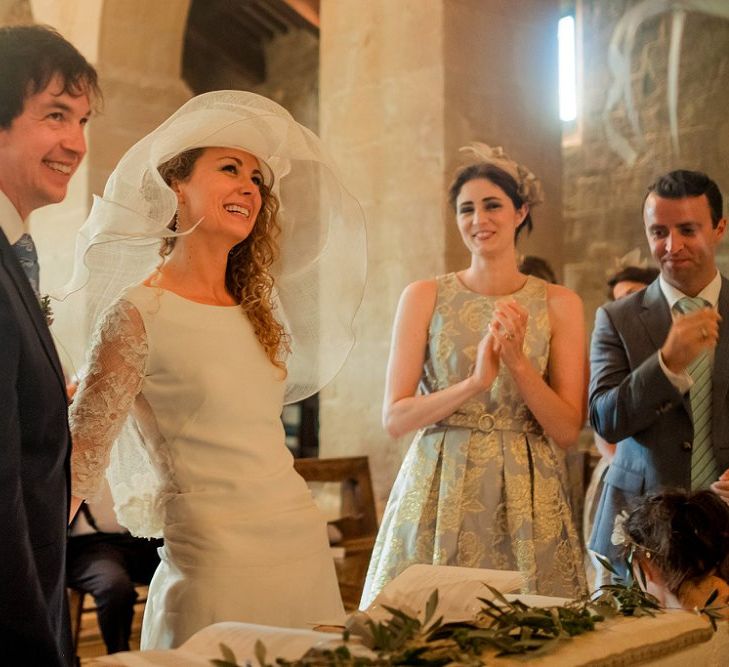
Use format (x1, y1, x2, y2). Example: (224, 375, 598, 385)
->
(438, 411, 542, 435)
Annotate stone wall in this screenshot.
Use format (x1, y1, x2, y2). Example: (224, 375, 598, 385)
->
(563, 1, 729, 328)
(183, 27, 319, 132)
(318, 0, 449, 498)
(0, 0, 31, 23)
(260, 29, 319, 133)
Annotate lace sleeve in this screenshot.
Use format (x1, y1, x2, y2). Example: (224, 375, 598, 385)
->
(69, 298, 148, 500)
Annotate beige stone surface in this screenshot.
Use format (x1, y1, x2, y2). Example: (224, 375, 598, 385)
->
(185, 26, 319, 132)
(319, 0, 448, 499)
(0, 0, 32, 24)
(30, 0, 103, 60)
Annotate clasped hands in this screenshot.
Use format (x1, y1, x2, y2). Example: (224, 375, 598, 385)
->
(661, 307, 721, 374)
(471, 300, 528, 391)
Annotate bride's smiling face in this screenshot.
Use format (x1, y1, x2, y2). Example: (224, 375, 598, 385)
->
(172, 147, 264, 244)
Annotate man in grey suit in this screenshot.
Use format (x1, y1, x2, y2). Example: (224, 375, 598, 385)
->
(589, 169, 729, 576)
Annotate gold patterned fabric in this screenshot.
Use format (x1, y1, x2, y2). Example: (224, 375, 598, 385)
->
(360, 274, 586, 608)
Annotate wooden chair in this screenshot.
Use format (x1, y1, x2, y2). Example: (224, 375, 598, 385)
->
(293, 456, 378, 610)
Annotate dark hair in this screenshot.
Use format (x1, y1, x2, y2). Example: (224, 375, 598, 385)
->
(157, 148, 288, 372)
(606, 266, 659, 300)
(645, 170, 724, 228)
(624, 490, 729, 595)
(448, 163, 533, 241)
(519, 255, 557, 284)
(0, 24, 100, 129)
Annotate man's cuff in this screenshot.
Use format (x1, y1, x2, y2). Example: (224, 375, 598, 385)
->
(658, 350, 693, 394)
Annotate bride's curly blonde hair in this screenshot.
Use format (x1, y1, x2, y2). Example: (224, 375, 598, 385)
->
(157, 147, 289, 372)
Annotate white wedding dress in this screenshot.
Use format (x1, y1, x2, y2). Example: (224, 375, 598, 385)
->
(70, 284, 344, 649)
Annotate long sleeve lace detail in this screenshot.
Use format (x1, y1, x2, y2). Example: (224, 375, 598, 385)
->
(70, 298, 148, 500)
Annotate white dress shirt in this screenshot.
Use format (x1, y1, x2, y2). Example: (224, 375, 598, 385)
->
(0, 189, 27, 244)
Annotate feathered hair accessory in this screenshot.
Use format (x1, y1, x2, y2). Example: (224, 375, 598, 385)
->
(459, 142, 545, 208)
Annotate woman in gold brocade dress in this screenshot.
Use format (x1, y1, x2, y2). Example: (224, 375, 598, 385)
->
(360, 145, 587, 608)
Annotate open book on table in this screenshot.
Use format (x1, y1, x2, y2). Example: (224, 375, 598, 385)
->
(364, 563, 525, 622)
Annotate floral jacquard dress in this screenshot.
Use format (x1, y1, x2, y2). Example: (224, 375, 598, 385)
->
(360, 273, 586, 607)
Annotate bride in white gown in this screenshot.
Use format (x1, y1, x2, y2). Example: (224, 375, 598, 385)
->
(65, 92, 366, 649)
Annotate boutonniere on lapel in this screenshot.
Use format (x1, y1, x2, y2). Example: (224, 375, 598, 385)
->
(39, 294, 54, 326)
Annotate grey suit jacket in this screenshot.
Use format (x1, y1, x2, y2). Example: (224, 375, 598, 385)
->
(588, 277, 729, 564)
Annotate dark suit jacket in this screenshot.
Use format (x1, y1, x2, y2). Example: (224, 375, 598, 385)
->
(588, 277, 729, 568)
(0, 228, 72, 665)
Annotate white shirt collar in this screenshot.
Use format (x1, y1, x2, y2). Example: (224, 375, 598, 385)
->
(0, 189, 27, 245)
(659, 270, 722, 309)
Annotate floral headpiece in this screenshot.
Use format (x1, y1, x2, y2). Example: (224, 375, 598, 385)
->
(611, 510, 655, 566)
(459, 142, 544, 208)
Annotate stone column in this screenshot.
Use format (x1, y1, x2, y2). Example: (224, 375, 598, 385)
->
(0, 0, 32, 24)
(318, 0, 562, 502)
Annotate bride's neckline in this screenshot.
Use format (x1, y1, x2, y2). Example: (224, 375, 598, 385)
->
(140, 282, 240, 309)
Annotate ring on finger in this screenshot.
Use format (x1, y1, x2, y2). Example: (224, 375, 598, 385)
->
(504, 331, 515, 341)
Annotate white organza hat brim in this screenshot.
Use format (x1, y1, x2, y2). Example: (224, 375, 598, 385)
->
(54, 90, 367, 404)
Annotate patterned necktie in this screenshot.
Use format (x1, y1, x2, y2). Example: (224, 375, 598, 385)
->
(12, 233, 40, 297)
(675, 296, 719, 490)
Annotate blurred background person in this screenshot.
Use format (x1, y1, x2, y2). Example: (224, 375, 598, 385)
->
(519, 255, 558, 284)
(585, 264, 659, 588)
(67, 480, 161, 654)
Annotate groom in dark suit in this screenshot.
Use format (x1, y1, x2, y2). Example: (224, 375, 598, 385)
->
(589, 169, 729, 576)
(0, 25, 98, 665)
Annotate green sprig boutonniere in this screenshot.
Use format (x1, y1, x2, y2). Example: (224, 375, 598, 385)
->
(39, 294, 54, 326)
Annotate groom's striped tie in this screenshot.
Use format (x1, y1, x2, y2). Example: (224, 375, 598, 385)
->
(675, 296, 719, 490)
